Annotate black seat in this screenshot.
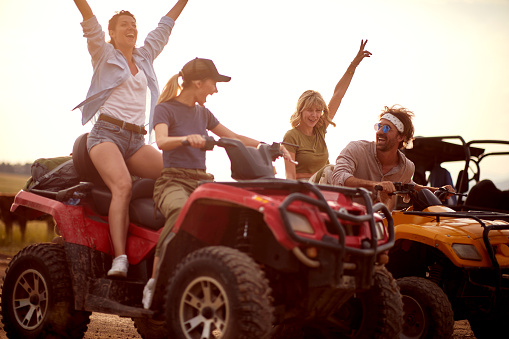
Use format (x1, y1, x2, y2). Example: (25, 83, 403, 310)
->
(465, 180, 509, 212)
(72, 133, 106, 187)
(413, 189, 443, 211)
(72, 133, 165, 230)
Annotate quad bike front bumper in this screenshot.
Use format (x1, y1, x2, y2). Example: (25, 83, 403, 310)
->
(277, 182, 395, 290)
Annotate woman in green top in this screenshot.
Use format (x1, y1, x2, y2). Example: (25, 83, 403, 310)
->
(283, 40, 371, 180)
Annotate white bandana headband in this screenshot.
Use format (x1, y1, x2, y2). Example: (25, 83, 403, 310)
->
(381, 113, 414, 149)
(381, 113, 404, 133)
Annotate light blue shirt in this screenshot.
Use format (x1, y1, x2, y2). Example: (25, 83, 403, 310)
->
(73, 15, 175, 134)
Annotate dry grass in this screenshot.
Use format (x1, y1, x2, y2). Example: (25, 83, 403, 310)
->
(0, 221, 54, 256)
(0, 172, 29, 194)
(0, 172, 53, 256)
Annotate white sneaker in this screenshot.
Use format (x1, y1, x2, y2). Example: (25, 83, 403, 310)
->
(143, 278, 155, 309)
(108, 254, 128, 277)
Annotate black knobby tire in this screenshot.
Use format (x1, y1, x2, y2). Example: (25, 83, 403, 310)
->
(341, 266, 403, 339)
(132, 316, 168, 339)
(397, 276, 454, 339)
(280, 266, 403, 339)
(165, 246, 274, 339)
(1, 243, 91, 339)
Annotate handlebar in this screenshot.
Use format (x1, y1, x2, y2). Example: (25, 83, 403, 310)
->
(374, 182, 464, 197)
(182, 135, 287, 161)
(375, 182, 468, 211)
(181, 135, 216, 151)
(181, 135, 284, 180)
(374, 182, 415, 196)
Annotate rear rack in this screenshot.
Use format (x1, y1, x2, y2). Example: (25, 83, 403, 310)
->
(27, 182, 92, 202)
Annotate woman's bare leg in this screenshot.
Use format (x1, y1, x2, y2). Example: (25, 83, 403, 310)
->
(128, 145, 163, 277)
(89, 142, 133, 257)
(127, 145, 163, 180)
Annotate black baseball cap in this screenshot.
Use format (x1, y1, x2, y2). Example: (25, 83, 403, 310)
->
(181, 58, 231, 82)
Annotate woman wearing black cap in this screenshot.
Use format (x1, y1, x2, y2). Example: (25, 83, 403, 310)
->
(143, 57, 266, 308)
(72, 0, 189, 278)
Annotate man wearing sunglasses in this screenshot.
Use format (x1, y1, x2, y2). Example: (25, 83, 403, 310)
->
(330, 104, 454, 210)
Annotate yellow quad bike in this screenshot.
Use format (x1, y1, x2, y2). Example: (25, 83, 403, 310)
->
(384, 183, 509, 339)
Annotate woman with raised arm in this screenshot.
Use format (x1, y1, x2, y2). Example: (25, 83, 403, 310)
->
(283, 40, 371, 181)
(72, 0, 189, 278)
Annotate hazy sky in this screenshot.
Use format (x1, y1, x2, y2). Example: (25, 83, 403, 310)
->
(0, 0, 508, 184)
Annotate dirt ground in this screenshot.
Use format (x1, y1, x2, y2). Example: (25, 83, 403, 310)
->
(0, 254, 475, 338)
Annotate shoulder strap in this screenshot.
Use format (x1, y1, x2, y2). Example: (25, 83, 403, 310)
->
(30, 159, 74, 190)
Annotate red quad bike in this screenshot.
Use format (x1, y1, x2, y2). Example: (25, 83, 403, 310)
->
(1, 134, 403, 339)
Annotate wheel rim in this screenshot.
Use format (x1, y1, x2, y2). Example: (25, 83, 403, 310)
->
(179, 276, 230, 339)
(12, 269, 49, 331)
(400, 295, 426, 339)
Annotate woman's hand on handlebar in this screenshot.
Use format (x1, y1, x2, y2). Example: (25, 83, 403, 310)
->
(182, 134, 206, 149)
(280, 145, 296, 164)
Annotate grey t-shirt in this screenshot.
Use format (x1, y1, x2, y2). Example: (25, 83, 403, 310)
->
(153, 100, 220, 169)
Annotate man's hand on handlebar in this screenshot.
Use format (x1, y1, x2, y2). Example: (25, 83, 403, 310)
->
(374, 181, 397, 195)
(433, 185, 456, 201)
(374, 181, 413, 205)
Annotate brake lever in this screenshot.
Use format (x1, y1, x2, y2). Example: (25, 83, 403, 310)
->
(279, 141, 298, 164)
(374, 185, 410, 196)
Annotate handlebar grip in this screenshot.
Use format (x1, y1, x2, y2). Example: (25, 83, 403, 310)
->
(374, 185, 399, 196)
(182, 136, 216, 151)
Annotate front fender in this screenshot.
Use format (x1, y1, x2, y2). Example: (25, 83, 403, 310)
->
(394, 223, 492, 267)
(174, 182, 295, 249)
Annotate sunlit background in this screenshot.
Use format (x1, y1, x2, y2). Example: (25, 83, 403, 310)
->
(1, 0, 508, 189)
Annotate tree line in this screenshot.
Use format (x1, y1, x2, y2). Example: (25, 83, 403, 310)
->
(0, 162, 32, 176)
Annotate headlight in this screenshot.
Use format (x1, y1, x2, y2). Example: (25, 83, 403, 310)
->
(287, 212, 314, 234)
(374, 221, 386, 240)
(452, 243, 482, 261)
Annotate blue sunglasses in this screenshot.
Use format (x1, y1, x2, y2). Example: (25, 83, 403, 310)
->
(374, 123, 391, 133)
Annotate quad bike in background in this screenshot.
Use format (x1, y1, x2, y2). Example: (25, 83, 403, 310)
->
(383, 182, 509, 339)
(402, 135, 509, 212)
(1, 134, 403, 339)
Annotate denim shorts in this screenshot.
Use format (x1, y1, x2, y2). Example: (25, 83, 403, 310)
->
(87, 120, 146, 160)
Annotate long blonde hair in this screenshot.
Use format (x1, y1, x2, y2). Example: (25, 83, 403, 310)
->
(157, 73, 182, 104)
(289, 90, 336, 129)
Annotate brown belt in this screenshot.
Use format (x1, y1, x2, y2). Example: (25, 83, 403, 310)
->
(98, 114, 147, 135)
